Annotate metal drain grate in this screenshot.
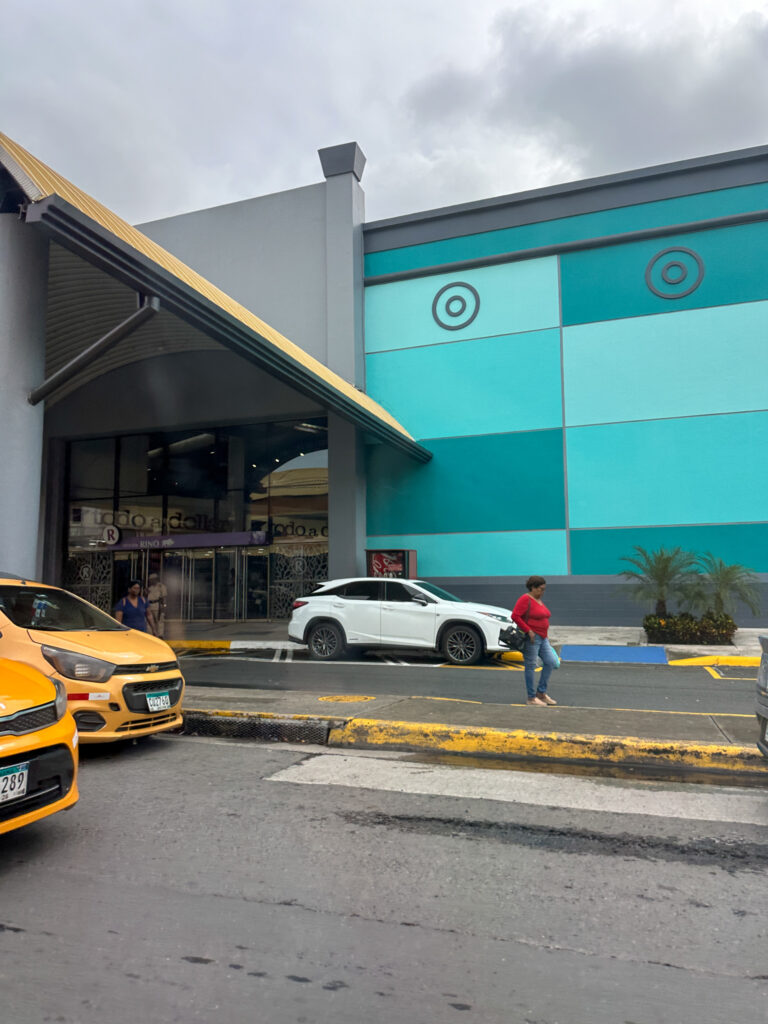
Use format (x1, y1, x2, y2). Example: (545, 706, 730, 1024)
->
(182, 711, 331, 745)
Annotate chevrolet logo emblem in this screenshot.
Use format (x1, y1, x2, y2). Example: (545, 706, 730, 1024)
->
(146, 664, 159, 673)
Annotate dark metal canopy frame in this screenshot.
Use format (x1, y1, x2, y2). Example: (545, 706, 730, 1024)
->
(23, 195, 432, 464)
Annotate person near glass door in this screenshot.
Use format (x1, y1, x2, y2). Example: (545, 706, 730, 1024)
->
(146, 572, 168, 637)
(114, 580, 156, 634)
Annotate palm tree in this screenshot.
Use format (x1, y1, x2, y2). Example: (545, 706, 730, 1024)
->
(618, 546, 699, 617)
(689, 553, 761, 618)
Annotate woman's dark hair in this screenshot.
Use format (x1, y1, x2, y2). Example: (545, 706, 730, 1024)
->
(525, 575, 546, 591)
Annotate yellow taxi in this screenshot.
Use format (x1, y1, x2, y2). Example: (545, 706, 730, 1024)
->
(0, 574, 184, 744)
(0, 658, 79, 835)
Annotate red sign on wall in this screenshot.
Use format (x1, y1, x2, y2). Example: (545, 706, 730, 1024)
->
(365, 549, 417, 579)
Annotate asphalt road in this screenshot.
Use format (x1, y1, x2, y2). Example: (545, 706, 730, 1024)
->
(179, 654, 758, 715)
(2, 736, 766, 1024)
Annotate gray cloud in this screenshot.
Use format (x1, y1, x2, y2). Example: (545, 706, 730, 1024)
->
(404, 6, 768, 199)
(3, 1, 768, 224)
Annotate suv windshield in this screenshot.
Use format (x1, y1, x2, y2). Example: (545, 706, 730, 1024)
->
(0, 586, 127, 631)
(414, 581, 463, 602)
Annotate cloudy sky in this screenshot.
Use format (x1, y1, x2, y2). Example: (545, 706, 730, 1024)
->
(2, 0, 767, 225)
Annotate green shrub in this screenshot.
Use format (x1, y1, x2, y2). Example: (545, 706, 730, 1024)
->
(643, 612, 736, 645)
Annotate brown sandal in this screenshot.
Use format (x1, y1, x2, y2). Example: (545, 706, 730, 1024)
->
(537, 693, 557, 705)
(527, 696, 546, 706)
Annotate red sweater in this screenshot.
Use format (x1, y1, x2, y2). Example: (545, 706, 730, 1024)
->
(512, 595, 551, 638)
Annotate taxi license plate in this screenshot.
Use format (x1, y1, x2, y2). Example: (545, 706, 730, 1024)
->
(0, 762, 30, 804)
(146, 691, 171, 712)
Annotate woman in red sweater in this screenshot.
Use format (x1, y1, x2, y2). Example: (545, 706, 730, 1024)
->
(511, 575, 558, 706)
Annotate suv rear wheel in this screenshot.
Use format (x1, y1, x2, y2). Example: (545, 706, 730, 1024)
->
(442, 624, 483, 666)
(308, 621, 345, 661)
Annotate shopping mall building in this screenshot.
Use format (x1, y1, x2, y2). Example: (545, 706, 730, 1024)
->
(1, 132, 766, 625)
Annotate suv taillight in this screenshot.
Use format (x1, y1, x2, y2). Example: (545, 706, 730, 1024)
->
(292, 600, 308, 609)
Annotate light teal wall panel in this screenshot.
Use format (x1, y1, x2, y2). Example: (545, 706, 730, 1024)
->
(563, 302, 768, 426)
(366, 531, 568, 577)
(561, 221, 768, 326)
(367, 431, 565, 536)
(366, 329, 563, 439)
(571, 523, 768, 574)
(566, 411, 768, 528)
(364, 258, 559, 354)
(364, 183, 768, 277)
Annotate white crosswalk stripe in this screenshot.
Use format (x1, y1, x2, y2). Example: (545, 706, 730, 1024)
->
(267, 753, 768, 826)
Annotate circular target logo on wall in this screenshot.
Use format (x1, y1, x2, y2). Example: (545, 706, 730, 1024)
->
(431, 281, 481, 330)
(644, 247, 705, 299)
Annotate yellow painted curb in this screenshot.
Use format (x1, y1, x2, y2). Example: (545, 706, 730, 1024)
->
(169, 640, 232, 651)
(328, 718, 767, 773)
(668, 655, 760, 667)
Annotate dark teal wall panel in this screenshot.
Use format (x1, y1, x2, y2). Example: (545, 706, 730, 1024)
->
(560, 221, 768, 326)
(367, 430, 565, 536)
(571, 523, 768, 575)
(365, 183, 768, 278)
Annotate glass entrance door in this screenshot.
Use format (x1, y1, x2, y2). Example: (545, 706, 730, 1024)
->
(158, 547, 269, 623)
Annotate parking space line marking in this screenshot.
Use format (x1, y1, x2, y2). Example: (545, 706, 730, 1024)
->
(411, 695, 484, 705)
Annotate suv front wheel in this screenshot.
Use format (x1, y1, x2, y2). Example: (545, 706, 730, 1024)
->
(307, 621, 346, 661)
(442, 624, 483, 666)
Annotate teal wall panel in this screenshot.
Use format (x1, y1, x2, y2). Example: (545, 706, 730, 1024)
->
(366, 329, 563, 439)
(366, 530, 568, 577)
(563, 302, 768, 426)
(560, 221, 768, 326)
(364, 258, 559, 354)
(366, 430, 565, 536)
(571, 523, 768, 574)
(566, 412, 768, 528)
(364, 183, 768, 278)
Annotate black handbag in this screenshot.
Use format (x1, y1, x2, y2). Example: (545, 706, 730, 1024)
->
(499, 625, 528, 652)
(499, 596, 532, 652)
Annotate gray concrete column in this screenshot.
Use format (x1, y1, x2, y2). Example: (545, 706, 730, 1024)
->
(0, 215, 48, 577)
(319, 142, 366, 385)
(327, 413, 366, 578)
(319, 144, 368, 575)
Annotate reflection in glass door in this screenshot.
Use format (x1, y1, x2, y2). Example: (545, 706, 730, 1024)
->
(190, 551, 213, 619)
(243, 549, 269, 618)
(214, 550, 237, 619)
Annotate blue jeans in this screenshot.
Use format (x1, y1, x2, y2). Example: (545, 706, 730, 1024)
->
(523, 634, 558, 699)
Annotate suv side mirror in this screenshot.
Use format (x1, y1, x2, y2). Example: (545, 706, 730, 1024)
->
(411, 595, 428, 606)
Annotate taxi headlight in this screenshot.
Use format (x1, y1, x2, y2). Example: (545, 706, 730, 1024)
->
(53, 679, 68, 720)
(42, 646, 115, 683)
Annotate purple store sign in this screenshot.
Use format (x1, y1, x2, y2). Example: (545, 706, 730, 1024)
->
(109, 531, 270, 551)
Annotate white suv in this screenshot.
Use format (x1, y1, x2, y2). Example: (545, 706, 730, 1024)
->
(288, 577, 515, 665)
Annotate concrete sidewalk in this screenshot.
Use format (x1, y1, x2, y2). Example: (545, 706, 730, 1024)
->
(180, 683, 767, 776)
(170, 622, 767, 773)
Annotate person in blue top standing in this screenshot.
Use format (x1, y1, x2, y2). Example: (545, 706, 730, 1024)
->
(114, 579, 156, 633)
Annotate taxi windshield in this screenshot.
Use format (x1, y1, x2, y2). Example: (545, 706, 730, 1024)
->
(0, 586, 126, 631)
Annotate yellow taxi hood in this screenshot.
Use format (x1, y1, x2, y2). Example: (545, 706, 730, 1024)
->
(27, 629, 175, 665)
(0, 657, 56, 717)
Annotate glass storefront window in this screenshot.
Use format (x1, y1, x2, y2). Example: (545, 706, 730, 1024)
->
(65, 418, 329, 621)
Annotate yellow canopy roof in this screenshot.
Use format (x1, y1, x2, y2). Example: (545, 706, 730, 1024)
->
(0, 132, 430, 462)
